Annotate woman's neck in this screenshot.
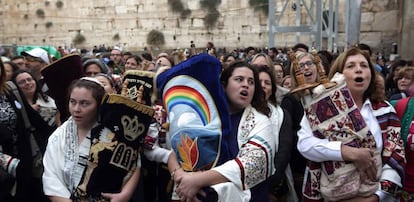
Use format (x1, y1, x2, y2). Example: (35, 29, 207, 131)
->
(229, 106, 245, 115)
(26, 93, 35, 104)
(353, 96, 365, 109)
(77, 126, 90, 143)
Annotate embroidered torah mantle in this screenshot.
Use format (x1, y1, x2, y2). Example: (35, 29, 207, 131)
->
(303, 74, 381, 201)
(75, 94, 154, 199)
(122, 70, 155, 106)
(156, 54, 231, 172)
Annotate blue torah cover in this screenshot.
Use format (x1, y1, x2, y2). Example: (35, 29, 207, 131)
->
(156, 54, 231, 171)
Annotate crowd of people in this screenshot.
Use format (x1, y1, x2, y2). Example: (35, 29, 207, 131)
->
(0, 40, 413, 202)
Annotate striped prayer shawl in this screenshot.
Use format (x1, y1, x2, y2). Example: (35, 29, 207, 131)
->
(303, 101, 406, 201)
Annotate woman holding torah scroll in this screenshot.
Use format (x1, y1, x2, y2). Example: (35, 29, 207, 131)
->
(297, 47, 405, 202)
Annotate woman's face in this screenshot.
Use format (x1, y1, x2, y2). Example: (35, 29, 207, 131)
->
(259, 72, 272, 101)
(125, 58, 141, 71)
(96, 75, 115, 94)
(273, 64, 284, 85)
(225, 67, 255, 112)
(251, 55, 268, 66)
(342, 54, 372, 99)
(282, 77, 292, 89)
(225, 56, 236, 64)
(85, 64, 102, 77)
(156, 57, 172, 68)
(397, 75, 413, 92)
(4, 63, 13, 81)
(15, 72, 36, 97)
(298, 55, 317, 84)
(69, 87, 98, 129)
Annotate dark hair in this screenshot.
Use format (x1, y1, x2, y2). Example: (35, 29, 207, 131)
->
(11, 69, 49, 103)
(356, 43, 372, 56)
(4, 61, 19, 73)
(127, 55, 143, 64)
(0, 58, 6, 93)
(11, 55, 25, 61)
(82, 58, 108, 75)
(385, 59, 410, 93)
(328, 47, 378, 102)
(256, 65, 277, 106)
(156, 55, 175, 67)
(220, 61, 270, 116)
(68, 78, 106, 108)
(292, 43, 309, 52)
(223, 54, 237, 63)
(245, 46, 255, 53)
(141, 53, 153, 61)
(123, 51, 133, 57)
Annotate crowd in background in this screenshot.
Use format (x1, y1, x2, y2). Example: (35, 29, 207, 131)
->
(1, 40, 414, 202)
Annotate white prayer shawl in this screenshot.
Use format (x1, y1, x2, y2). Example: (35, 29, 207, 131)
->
(211, 105, 276, 201)
(42, 117, 92, 198)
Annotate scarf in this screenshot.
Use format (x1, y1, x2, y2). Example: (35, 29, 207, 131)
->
(303, 101, 406, 201)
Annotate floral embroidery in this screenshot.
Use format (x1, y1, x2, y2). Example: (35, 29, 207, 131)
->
(177, 133, 200, 171)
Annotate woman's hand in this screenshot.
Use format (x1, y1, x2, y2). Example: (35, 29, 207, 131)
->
(101, 192, 129, 202)
(341, 145, 378, 181)
(31, 103, 40, 111)
(175, 172, 203, 202)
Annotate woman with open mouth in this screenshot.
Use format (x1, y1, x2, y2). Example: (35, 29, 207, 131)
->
(298, 47, 405, 202)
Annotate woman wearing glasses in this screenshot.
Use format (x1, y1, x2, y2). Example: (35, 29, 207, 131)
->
(12, 69, 61, 128)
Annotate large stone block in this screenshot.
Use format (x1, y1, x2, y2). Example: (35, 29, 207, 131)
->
(360, 12, 374, 32)
(372, 10, 399, 32)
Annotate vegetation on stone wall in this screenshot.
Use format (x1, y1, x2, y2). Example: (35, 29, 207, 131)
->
(113, 33, 120, 41)
(73, 32, 86, 45)
(45, 22, 53, 28)
(168, 0, 191, 19)
(200, 0, 221, 29)
(249, 0, 268, 16)
(36, 9, 45, 18)
(146, 29, 165, 47)
(56, 1, 64, 9)
(23, 14, 28, 19)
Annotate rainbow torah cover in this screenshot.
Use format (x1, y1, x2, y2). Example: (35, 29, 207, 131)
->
(156, 54, 231, 171)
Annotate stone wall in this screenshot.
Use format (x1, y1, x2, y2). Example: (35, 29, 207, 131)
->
(0, 0, 411, 59)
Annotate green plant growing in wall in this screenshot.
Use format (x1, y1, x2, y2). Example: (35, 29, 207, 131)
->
(23, 14, 28, 19)
(168, 0, 192, 19)
(113, 33, 120, 41)
(146, 29, 165, 47)
(36, 9, 45, 18)
(56, 1, 64, 9)
(73, 32, 86, 45)
(249, 0, 268, 16)
(200, 0, 221, 9)
(45, 22, 53, 28)
(200, 0, 221, 29)
(203, 8, 220, 29)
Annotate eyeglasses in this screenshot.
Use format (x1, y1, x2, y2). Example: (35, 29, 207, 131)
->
(299, 61, 315, 69)
(16, 77, 34, 85)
